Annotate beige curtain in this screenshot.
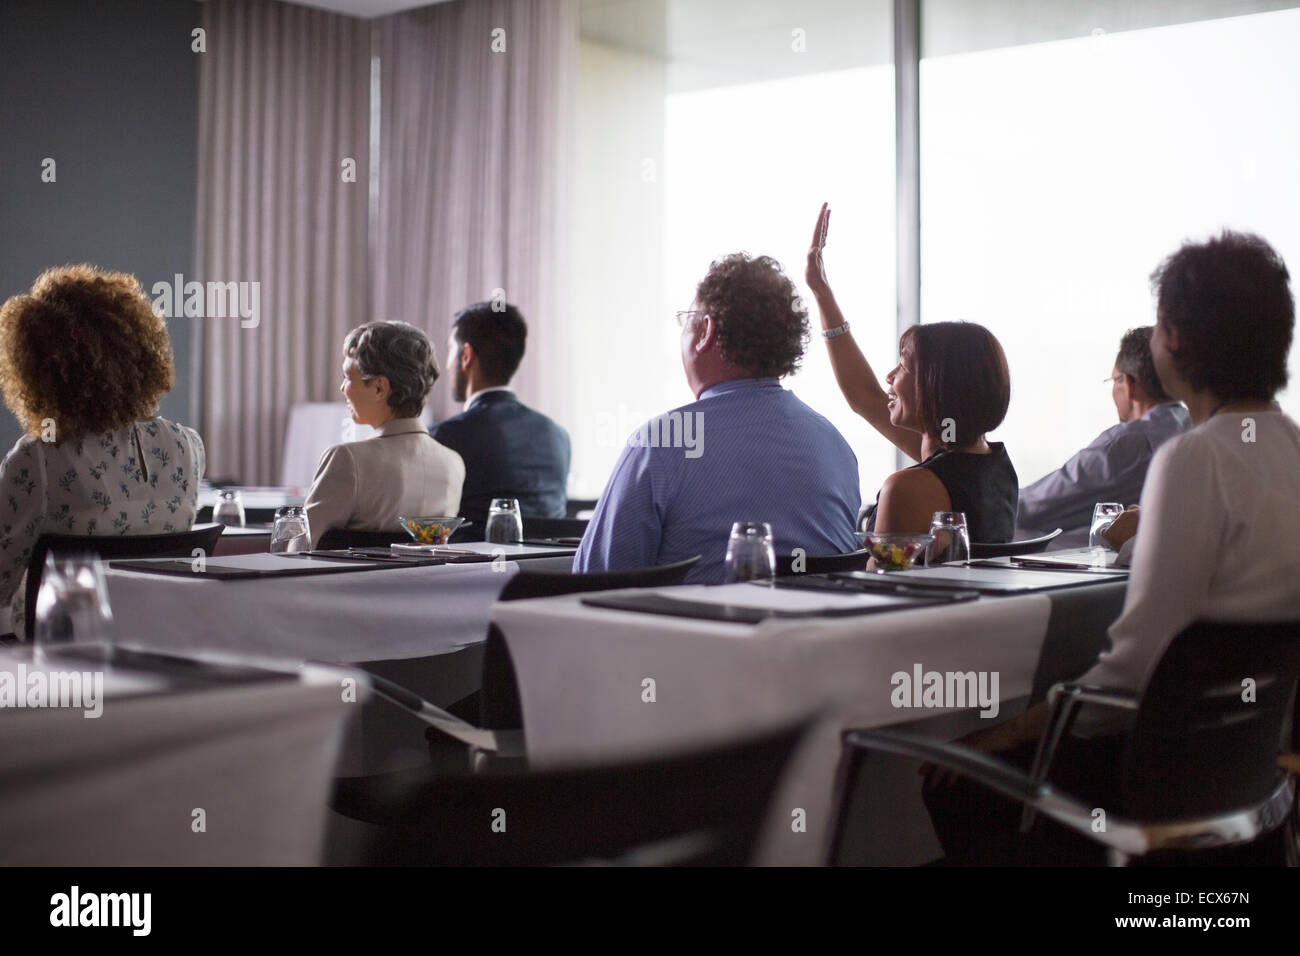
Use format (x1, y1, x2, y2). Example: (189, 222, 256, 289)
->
(372, 0, 577, 425)
(196, 0, 371, 485)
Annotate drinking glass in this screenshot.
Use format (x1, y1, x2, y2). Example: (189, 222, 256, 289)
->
(485, 498, 523, 544)
(213, 489, 245, 528)
(270, 505, 310, 553)
(1089, 502, 1125, 550)
(724, 521, 776, 584)
(925, 512, 971, 566)
(33, 553, 114, 654)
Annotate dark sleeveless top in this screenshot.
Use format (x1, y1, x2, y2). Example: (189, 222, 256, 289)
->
(864, 442, 1019, 543)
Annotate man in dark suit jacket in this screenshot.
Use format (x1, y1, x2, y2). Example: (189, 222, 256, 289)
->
(432, 301, 570, 531)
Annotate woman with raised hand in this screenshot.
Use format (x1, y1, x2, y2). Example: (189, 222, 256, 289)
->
(805, 203, 1018, 542)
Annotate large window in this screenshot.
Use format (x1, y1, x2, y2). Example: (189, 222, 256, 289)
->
(559, 0, 1300, 505)
(921, 3, 1300, 487)
(561, 0, 895, 501)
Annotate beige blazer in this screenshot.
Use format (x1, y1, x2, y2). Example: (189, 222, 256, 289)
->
(304, 417, 465, 546)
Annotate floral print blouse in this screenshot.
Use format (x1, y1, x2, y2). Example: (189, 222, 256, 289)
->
(0, 417, 205, 636)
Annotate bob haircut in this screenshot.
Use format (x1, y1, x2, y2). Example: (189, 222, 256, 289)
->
(0, 264, 175, 440)
(900, 321, 1010, 449)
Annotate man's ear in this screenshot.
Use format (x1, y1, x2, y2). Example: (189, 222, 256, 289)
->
(1119, 373, 1135, 402)
(695, 315, 716, 352)
(372, 374, 392, 400)
(460, 342, 475, 370)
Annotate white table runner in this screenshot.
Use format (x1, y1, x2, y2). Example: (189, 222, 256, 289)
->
(105, 557, 519, 663)
(491, 586, 1054, 865)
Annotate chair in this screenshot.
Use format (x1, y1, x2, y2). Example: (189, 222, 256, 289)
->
(331, 716, 810, 865)
(495, 554, 699, 602)
(969, 528, 1062, 559)
(521, 516, 589, 541)
(24, 524, 225, 638)
(775, 549, 871, 576)
(280, 402, 373, 488)
(565, 498, 598, 519)
(332, 556, 702, 788)
(832, 619, 1300, 866)
(315, 528, 410, 550)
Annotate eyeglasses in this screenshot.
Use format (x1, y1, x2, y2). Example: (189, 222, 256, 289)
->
(1103, 373, 1127, 385)
(675, 310, 703, 328)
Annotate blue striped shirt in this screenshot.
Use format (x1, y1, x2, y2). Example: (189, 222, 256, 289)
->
(574, 377, 861, 583)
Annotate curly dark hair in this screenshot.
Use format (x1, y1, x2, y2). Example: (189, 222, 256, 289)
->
(1150, 231, 1293, 401)
(693, 253, 808, 378)
(0, 264, 175, 440)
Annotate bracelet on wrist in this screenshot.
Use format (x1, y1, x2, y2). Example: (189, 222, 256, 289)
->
(822, 321, 851, 339)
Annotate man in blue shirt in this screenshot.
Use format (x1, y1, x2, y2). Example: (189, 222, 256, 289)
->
(574, 253, 861, 583)
(1017, 326, 1190, 547)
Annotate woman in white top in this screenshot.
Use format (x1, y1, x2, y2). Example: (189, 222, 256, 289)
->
(924, 229, 1300, 864)
(0, 265, 206, 637)
(304, 321, 464, 547)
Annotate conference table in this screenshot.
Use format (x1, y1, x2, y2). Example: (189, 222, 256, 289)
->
(0, 643, 366, 865)
(101, 544, 578, 775)
(489, 562, 1128, 866)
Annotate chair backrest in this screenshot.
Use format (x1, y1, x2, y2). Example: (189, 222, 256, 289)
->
(496, 555, 700, 602)
(25, 524, 226, 637)
(521, 516, 589, 541)
(970, 528, 1062, 559)
(279, 402, 373, 488)
(341, 717, 810, 865)
(565, 498, 598, 519)
(1121, 619, 1300, 820)
(775, 549, 870, 576)
(315, 528, 410, 550)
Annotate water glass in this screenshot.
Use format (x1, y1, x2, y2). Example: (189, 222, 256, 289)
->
(724, 521, 776, 584)
(271, 505, 311, 553)
(925, 512, 971, 566)
(213, 489, 246, 528)
(33, 553, 114, 653)
(1089, 502, 1125, 550)
(485, 498, 523, 544)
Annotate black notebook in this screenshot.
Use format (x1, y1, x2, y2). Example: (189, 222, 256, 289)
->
(580, 587, 975, 624)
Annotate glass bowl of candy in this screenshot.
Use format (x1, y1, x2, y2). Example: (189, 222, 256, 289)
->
(862, 532, 933, 571)
(397, 516, 466, 546)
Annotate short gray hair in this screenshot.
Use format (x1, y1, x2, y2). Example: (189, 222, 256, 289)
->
(344, 321, 438, 418)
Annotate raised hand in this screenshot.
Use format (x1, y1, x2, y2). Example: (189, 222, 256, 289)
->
(806, 202, 832, 298)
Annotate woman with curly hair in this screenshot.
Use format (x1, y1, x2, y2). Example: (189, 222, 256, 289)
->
(574, 252, 861, 583)
(806, 204, 1018, 543)
(303, 320, 464, 547)
(0, 264, 205, 637)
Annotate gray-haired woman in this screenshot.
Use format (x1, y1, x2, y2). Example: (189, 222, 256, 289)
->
(304, 320, 465, 546)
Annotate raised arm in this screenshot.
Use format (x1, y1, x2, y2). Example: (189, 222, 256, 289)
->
(806, 203, 923, 463)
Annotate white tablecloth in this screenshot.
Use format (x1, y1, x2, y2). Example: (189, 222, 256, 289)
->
(0, 649, 366, 865)
(491, 585, 1054, 865)
(105, 555, 520, 663)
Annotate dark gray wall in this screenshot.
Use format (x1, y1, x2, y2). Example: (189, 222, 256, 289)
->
(0, 0, 200, 453)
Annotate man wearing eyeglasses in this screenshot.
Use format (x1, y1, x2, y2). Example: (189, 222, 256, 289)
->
(1017, 326, 1190, 548)
(574, 252, 861, 583)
